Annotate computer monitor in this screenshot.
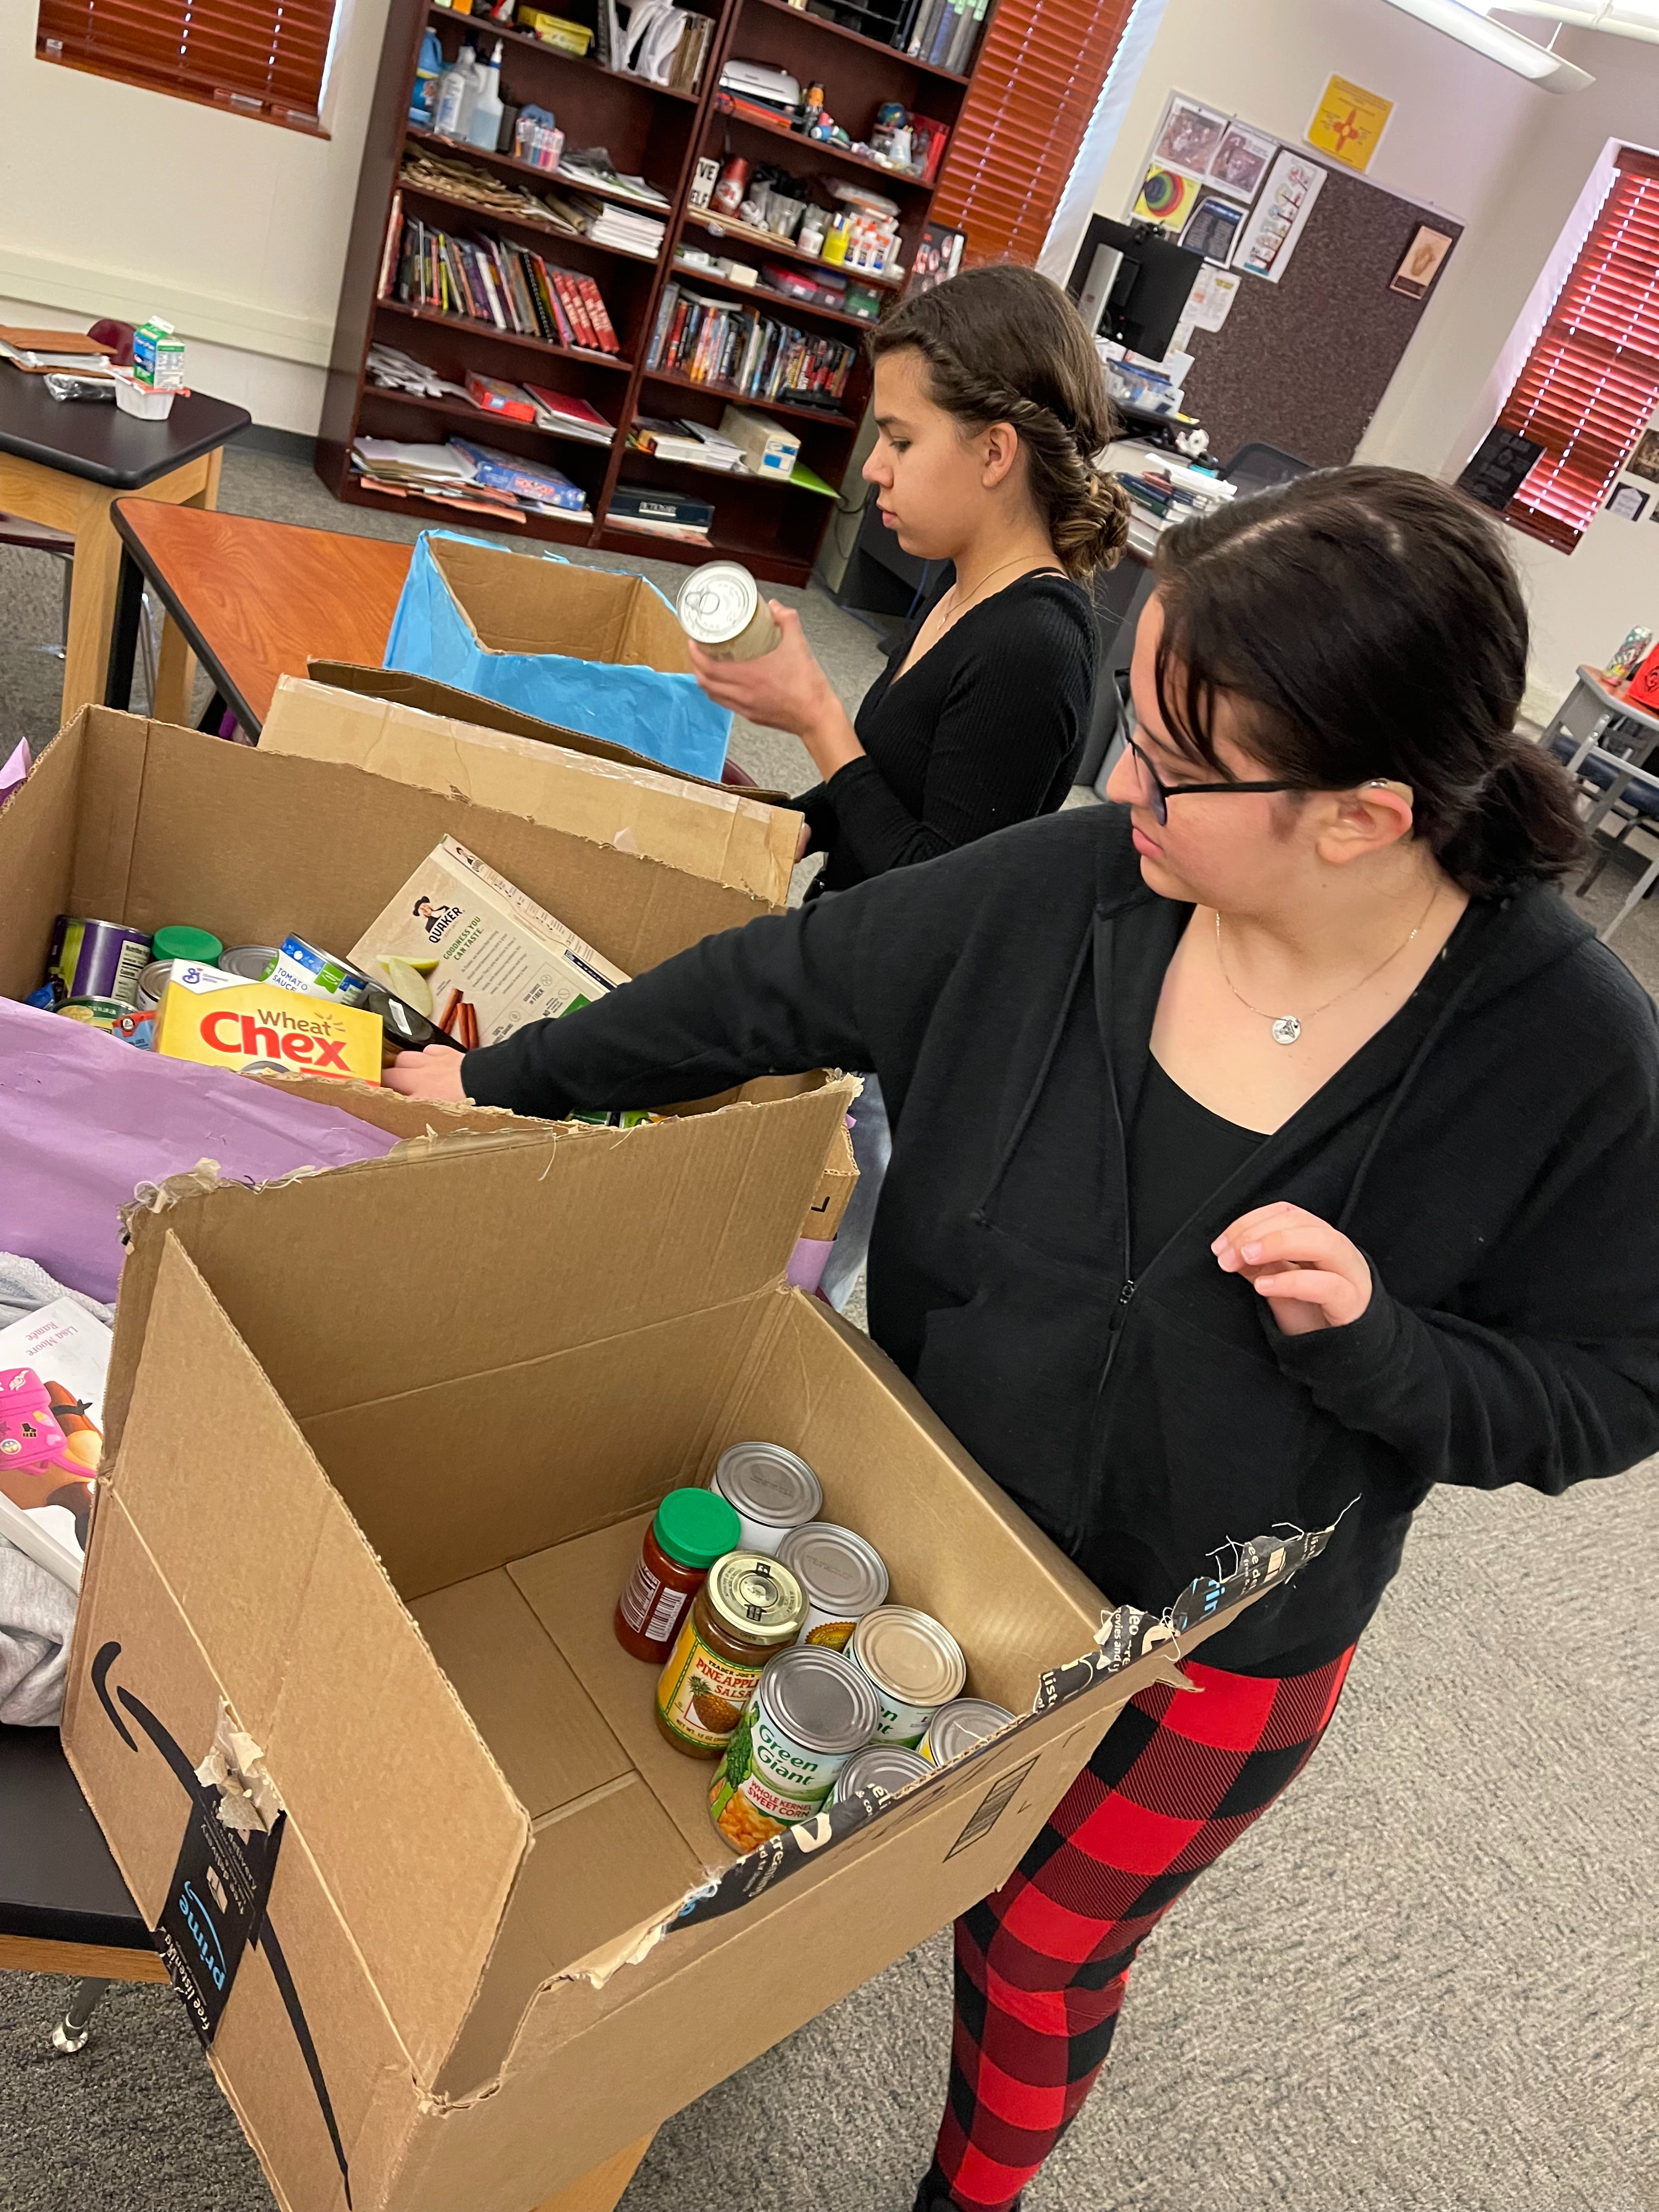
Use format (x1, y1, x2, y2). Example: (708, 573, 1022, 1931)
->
(1065, 216, 1205, 363)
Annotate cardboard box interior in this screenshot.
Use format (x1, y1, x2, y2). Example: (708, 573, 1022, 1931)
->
(262, 677, 798, 908)
(0, 708, 780, 1008)
(431, 538, 693, 674)
(304, 662, 792, 807)
(70, 1092, 1181, 2212)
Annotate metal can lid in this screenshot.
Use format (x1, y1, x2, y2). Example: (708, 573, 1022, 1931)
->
(712, 1442, 822, 1532)
(775, 1523, 888, 1617)
(59, 997, 130, 1021)
(654, 1487, 742, 1571)
(705, 1553, 806, 1645)
(152, 924, 224, 964)
(758, 1645, 881, 1754)
(920, 1699, 1015, 1765)
(676, 561, 760, 646)
(834, 1744, 932, 1803)
(849, 1606, 967, 1708)
(221, 944, 280, 981)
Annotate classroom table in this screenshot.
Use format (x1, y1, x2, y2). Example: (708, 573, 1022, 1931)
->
(0, 1722, 168, 2050)
(0, 378, 250, 725)
(1539, 663, 1659, 769)
(109, 501, 414, 737)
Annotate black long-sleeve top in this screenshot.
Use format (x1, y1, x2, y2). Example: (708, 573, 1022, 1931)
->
(461, 805, 1659, 1674)
(798, 568, 1097, 892)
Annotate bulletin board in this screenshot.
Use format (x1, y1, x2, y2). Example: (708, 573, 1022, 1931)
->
(1178, 156, 1462, 469)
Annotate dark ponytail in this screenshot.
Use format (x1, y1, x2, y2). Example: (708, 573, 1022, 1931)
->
(870, 264, 1130, 578)
(1152, 466, 1585, 896)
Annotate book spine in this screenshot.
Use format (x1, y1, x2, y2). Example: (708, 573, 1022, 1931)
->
(533, 257, 577, 344)
(909, 0, 943, 58)
(574, 273, 619, 352)
(379, 191, 403, 299)
(928, 0, 962, 67)
(516, 250, 556, 343)
(550, 267, 596, 348)
(646, 283, 679, 369)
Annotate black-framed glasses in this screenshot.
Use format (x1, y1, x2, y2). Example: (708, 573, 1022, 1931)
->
(1122, 727, 1301, 828)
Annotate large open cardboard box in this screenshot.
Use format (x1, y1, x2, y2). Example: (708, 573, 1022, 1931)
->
(64, 1090, 1324, 2212)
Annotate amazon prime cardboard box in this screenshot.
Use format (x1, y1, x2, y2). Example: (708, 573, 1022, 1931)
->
(64, 1087, 1328, 2212)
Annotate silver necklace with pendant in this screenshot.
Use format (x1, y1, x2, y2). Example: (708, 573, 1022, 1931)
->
(1214, 888, 1440, 1046)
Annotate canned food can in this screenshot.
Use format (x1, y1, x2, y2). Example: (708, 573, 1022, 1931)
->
(917, 1697, 1016, 1767)
(58, 997, 155, 1049)
(775, 1522, 888, 1649)
(47, 916, 151, 1008)
(848, 1605, 967, 1747)
(265, 935, 372, 1006)
(833, 1742, 932, 1807)
(220, 944, 280, 981)
(675, 562, 782, 661)
(136, 959, 176, 1009)
(708, 1442, 822, 1555)
(709, 1645, 881, 1848)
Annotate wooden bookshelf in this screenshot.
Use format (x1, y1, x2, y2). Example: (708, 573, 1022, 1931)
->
(319, 0, 989, 583)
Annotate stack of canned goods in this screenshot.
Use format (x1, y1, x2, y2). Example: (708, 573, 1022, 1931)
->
(613, 1439, 1018, 1851)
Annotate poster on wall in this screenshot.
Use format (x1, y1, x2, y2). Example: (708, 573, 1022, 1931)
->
(1232, 150, 1325, 282)
(1133, 163, 1203, 228)
(1607, 482, 1649, 521)
(1184, 264, 1242, 331)
(1390, 224, 1454, 299)
(1151, 95, 1229, 174)
(1307, 75, 1393, 173)
(1181, 195, 1247, 264)
(1207, 121, 1277, 197)
(1625, 428, 1659, 483)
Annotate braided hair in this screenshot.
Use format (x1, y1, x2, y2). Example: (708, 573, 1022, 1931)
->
(869, 264, 1129, 578)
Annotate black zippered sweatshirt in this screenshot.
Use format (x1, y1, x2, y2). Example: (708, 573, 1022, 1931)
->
(462, 804, 1659, 1674)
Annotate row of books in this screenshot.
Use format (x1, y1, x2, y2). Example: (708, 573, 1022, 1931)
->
(386, 206, 623, 355)
(901, 0, 987, 71)
(365, 343, 616, 446)
(645, 284, 856, 408)
(350, 435, 592, 523)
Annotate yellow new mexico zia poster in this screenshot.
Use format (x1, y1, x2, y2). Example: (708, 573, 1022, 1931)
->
(1308, 76, 1393, 173)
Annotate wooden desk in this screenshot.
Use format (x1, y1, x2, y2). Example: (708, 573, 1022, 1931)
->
(0, 379, 250, 725)
(109, 502, 413, 738)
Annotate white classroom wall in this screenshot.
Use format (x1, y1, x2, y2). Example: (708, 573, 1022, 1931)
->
(0, 0, 396, 433)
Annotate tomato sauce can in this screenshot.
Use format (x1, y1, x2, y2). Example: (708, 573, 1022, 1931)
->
(708, 1441, 822, 1555)
(655, 1552, 806, 1755)
(832, 1742, 932, 1807)
(675, 562, 782, 662)
(917, 1697, 1016, 1767)
(848, 1605, 967, 1747)
(220, 944, 281, 981)
(775, 1522, 888, 1649)
(47, 916, 151, 1008)
(709, 1645, 881, 1849)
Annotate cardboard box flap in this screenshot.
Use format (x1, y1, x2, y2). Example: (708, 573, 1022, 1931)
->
(115, 1237, 530, 2078)
(115, 1083, 853, 1429)
(305, 662, 791, 806)
(262, 679, 798, 908)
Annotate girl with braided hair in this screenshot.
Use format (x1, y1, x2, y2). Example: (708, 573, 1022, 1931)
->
(690, 263, 1128, 1305)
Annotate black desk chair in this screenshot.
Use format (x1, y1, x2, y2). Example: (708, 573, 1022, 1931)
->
(1220, 442, 1317, 499)
(0, 1721, 167, 2050)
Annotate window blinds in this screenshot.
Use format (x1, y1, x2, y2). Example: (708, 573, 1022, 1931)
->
(36, 0, 337, 131)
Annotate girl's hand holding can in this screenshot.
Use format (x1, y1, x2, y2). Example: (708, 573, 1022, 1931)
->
(689, 606, 863, 778)
(1212, 1201, 1373, 1334)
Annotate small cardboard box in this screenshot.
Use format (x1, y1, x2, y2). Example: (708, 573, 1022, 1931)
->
(266, 675, 798, 907)
(66, 1092, 1325, 2212)
(383, 533, 730, 781)
(719, 402, 800, 476)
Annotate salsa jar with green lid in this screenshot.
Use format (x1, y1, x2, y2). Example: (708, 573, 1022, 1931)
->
(614, 1488, 742, 1662)
(654, 1553, 806, 1757)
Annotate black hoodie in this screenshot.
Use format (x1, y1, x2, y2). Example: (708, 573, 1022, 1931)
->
(462, 805, 1659, 1674)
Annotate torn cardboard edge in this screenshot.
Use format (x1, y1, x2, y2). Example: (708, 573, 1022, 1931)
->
(554, 1518, 1339, 1991)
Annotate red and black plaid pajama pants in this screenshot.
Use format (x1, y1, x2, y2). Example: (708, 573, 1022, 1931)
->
(925, 1645, 1355, 2211)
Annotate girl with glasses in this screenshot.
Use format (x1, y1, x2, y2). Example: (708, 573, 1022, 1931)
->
(389, 467, 1658, 2212)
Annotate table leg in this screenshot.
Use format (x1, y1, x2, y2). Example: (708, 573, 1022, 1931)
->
(531, 2131, 654, 2212)
(51, 1977, 112, 2055)
(150, 443, 226, 725)
(62, 487, 123, 724)
(105, 544, 146, 712)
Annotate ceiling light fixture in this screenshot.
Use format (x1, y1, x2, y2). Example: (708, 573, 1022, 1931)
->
(1378, 0, 1595, 87)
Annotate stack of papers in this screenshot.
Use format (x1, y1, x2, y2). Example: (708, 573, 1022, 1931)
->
(0, 327, 112, 375)
(351, 436, 595, 525)
(558, 150, 670, 208)
(544, 186, 665, 259)
(630, 417, 745, 470)
(366, 343, 466, 400)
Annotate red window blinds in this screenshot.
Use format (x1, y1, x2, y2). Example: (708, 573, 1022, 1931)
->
(36, 0, 337, 132)
(931, 0, 1136, 268)
(1500, 146, 1659, 552)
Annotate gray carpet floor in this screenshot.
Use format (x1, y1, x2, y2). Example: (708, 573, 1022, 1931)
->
(1, 449, 1655, 2212)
